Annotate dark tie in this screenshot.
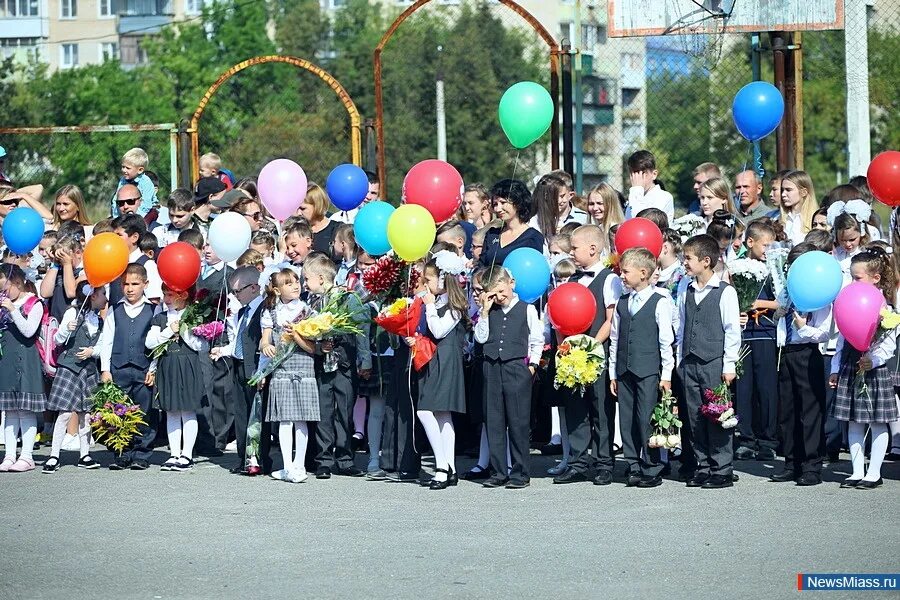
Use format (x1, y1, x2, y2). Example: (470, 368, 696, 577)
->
(569, 270, 595, 282)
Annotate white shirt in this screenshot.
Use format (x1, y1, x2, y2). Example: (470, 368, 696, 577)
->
(676, 273, 741, 374)
(425, 294, 461, 340)
(145, 306, 204, 353)
(652, 286, 680, 340)
(221, 295, 264, 358)
(151, 223, 183, 248)
(54, 307, 101, 356)
(260, 298, 308, 330)
(578, 260, 624, 308)
(528, 205, 589, 233)
(609, 285, 675, 381)
(98, 298, 158, 372)
(778, 305, 833, 348)
(626, 184, 674, 223)
(783, 212, 806, 247)
(833, 246, 861, 281)
(129, 248, 163, 300)
(831, 327, 898, 375)
(473, 294, 544, 364)
(330, 209, 358, 224)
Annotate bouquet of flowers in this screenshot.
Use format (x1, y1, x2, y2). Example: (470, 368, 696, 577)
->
(766, 246, 791, 310)
(648, 389, 682, 449)
(375, 297, 423, 337)
(726, 257, 770, 313)
(192, 320, 225, 342)
(149, 289, 225, 359)
(701, 383, 739, 429)
(362, 253, 420, 306)
(88, 382, 148, 455)
(293, 290, 365, 373)
(604, 252, 620, 274)
(247, 306, 312, 387)
(672, 214, 707, 243)
(554, 334, 605, 396)
(735, 344, 751, 379)
(245, 391, 263, 460)
(854, 308, 900, 401)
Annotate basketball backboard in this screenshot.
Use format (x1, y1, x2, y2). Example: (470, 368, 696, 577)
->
(607, 0, 845, 37)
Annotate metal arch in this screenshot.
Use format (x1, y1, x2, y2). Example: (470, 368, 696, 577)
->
(189, 54, 362, 183)
(373, 0, 561, 195)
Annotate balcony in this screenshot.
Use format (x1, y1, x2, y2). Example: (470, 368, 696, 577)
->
(0, 18, 47, 39)
(118, 0, 173, 35)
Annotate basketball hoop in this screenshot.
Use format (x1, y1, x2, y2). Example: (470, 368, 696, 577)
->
(664, 0, 729, 71)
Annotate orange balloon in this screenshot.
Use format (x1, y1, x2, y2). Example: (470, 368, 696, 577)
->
(83, 232, 129, 287)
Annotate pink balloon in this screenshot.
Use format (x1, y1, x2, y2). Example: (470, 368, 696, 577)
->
(833, 281, 885, 351)
(258, 159, 308, 221)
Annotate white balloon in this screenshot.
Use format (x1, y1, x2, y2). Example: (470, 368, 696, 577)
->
(208, 212, 251, 262)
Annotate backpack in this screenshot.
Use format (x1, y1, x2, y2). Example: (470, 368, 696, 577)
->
(21, 296, 61, 378)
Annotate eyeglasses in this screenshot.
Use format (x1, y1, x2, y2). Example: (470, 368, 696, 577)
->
(116, 197, 140, 206)
(234, 283, 256, 294)
(239, 211, 262, 221)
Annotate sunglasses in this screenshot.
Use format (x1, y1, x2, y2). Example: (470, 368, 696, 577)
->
(0, 198, 18, 206)
(239, 211, 262, 221)
(116, 197, 140, 206)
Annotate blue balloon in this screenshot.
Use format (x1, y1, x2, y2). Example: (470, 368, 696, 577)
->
(326, 164, 369, 211)
(503, 247, 551, 303)
(732, 81, 785, 142)
(2, 207, 45, 255)
(786, 250, 842, 312)
(353, 201, 395, 256)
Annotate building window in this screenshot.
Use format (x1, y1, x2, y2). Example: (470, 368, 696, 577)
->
(185, 0, 203, 14)
(100, 42, 119, 61)
(60, 0, 77, 18)
(120, 35, 148, 65)
(0, 0, 39, 17)
(581, 24, 606, 52)
(0, 37, 40, 59)
(559, 21, 573, 45)
(98, 0, 114, 17)
(61, 43, 79, 68)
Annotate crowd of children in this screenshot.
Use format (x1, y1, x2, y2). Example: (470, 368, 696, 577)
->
(0, 145, 897, 491)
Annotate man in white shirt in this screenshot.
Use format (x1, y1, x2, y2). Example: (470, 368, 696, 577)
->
(625, 150, 674, 223)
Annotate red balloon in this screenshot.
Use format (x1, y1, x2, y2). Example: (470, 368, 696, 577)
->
(615, 217, 664, 257)
(402, 159, 464, 223)
(156, 242, 201, 292)
(867, 151, 900, 207)
(547, 282, 598, 336)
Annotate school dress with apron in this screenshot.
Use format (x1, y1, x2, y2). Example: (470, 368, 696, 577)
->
(417, 303, 467, 414)
(152, 312, 204, 412)
(0, 296, 46, 412)
(47, 311, 101, 413)
(265, 306, 321, 423)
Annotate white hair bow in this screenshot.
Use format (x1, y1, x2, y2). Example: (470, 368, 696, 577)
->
(433, 250, 468, 280)
(826, 199, 871, 227)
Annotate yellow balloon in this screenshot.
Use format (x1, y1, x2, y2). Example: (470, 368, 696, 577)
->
(387, 204, 436, 262)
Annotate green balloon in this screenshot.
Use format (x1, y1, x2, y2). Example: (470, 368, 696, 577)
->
(498, 81, 554, 149)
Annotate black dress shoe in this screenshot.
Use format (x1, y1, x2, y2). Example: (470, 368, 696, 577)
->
(336, 466, 364, 477)
(840, 477, 862, 488)
(686, 473, 710, 487)
(539, 442, 563, 456)
(660, 463, 671, 477)
(429, 468, 452, 490)
(770, 469, 799, 482)
(701, 474, 733, 488)
(553, 469, 590, 484)
(734, 446, 756, 461)
(109, 458, 132, 471)
(755, 447, 776, 461)
(447, 469, 458, 486)
(625, 473, 642, 487)
(482, 475, 509, 488)
(592, 469, 613, 486)
(796, 472, 822, 486)
(636, 475, 663, 488)
(130, 459, 150, 470)
(506, 479, 530, 489)
(460, 466, 491, 480)
(828, 451, 842, 462)
(229, 465, 246, 475)
(857, 477, 883, 489)
(315, 467, 332, 479)
(395, 471, 420, 482)
(731, 473, 740, 482)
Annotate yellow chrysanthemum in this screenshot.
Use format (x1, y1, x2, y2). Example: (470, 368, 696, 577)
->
(880, 308, 900, 330)
(387, 298, 409, 316)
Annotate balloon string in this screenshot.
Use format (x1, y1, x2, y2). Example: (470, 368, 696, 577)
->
(60, 295, 91, 345)
(511, 150, 520, 182)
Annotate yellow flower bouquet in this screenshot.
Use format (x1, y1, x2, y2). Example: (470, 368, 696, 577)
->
(290, 291, 364, 341)
(554, 334, 605, 396)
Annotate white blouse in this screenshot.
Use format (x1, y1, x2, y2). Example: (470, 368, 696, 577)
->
(260, 298, 309, 330)
(145, 307, 204, 352)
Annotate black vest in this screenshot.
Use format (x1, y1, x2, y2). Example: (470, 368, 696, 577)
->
(108, 254, 149, 306)
(49, 267, 81, 323)
(198, 264, 233, 295)
(110, 302, 154, 369)
(482, 300, 529, 361)
(151, 312, 193, 356)
(615, 292, 662, 378)
(56, 313, 101, 373)
(683, 283, 726, 362)
(586, 268, 613, 338)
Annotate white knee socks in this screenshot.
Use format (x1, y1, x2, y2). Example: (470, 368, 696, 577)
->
(417, 410, 447, 481)
(78, 413, 90, 458)
(550, 407, 561, 445)
(167, 412, 183, 458)
(278, 421, 308, 473)
(865, 423, 890, 482)
(3, 410, 20, 461)
(279, 421, 294, 472)
(167, 411, 199, 460)
(182, 413, 198, 460)
(18, 411, 37, 460)
(367, 396, 385, 469)
(848, 422, 867, 479)
(51, 411, 72, 459)
(293, 421, 308, 473)
(436, 412, 456, 476)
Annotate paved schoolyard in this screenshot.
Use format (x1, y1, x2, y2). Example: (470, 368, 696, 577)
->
(1, 447, 897, 600)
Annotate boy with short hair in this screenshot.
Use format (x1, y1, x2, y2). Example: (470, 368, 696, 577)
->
(152, 189, 197, 248)
(110, 213, 162, 303)
(303, 252, 371, 479)
(332, 224, 358, 288)
(112, 147, 156, 217)
(626, 150, 674, 223)
(677, 234, 741, 488)
(435, 220, 467, 257)
(609, 248, 674, 488)
(199, 153, 233, 190)
(99, 264, 159, 470)
(138, 231, 158, 261)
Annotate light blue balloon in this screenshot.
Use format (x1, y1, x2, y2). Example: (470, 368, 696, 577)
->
(503, 247, 550, 303)
(732, 81, 784, 142)
(2, 207, 45, 255)
(353, 201, 395, 256)
(786, 250, 842, 312)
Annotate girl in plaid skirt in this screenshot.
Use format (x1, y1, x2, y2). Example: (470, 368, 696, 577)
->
(43, 284, 107, 473)
(828, 248, 900, 489)
(260, 268, 319, 484)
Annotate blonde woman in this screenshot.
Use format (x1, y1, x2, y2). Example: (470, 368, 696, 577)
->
(586, 182, 625, 234)
(463, 183, 494, 228)
(298, 182, 340, 255)
(698, 177, 737, 228)
(780, 170, 819, 246)
(52, 185, 93, 241)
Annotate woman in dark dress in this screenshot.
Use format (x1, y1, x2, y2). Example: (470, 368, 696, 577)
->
(479, 179, 544, 268)
(299, 183, 340, 257)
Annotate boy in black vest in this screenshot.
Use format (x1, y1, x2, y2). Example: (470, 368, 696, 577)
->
(609, 248, 674, 488)
(99, 264, 159, 470)
(555, 224, 623, 485)
(474, 266, 544, 489)
(677, 234, 741, 489)
(109, 213, 163, 304)
(213, 266, 266, 475)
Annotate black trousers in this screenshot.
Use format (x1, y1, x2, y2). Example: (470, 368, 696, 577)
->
(115, 365, 156, 462)
(381, 351, 421, 476)
(231, 360, 254, 467)
(680, 356, 733, 476)
(564, 369, 615, 474)
(617, 371, 662, 477)
(671, 365, 696, 475)
(735, 338, 779, 451)
(315, 367, 357, 471)
(198, 352, 234, 451)
(777, 344, 826, 474)
(483, 357, 532, 482)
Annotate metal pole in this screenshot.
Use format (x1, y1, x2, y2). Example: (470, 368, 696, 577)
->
(750, 32, 764, 181)
(844, 0, 871, 177)
(550, 51, 561, 171)
(574, 0, 584, 195)
(177, 120, 193, 190)
(364, 118, 377, 174)
(436, 45, 447, 162)
(791, 32, 804, 170)
(771, 32, 790, 171)
(561, 44, 574, 177)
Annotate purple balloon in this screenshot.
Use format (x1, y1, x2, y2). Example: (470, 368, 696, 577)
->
(258, 159, 308, 221)
(833, 281, 885, 352)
